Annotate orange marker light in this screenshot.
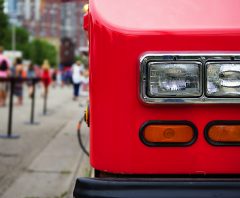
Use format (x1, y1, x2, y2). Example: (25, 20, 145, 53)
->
(140, 122, 197, 146)
(208, 125, 240, 143)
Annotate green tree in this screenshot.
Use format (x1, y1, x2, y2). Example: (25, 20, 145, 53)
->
(0, 2, 57, 67)
(0, 0, 30, 57)
(2, 26, 31, 60)
(0, 0, 9, 46)
(3, 27, 30, 54)
(29, 39, 57, 67)
(16, 27, 32, 59)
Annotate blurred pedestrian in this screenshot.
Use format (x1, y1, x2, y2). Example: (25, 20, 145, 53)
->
(57, 69, 62, 86)
(80, 68, 89, 96)
(0, 46, 11, 106)
(72, 60, 84, 100)
(51, 68, 57, 88)
(27, 63, 36, 98)
(0, 60, 10, 106)
(41, 60, 51, 98)
(62, 66, 72, 86)
(12, 58, 24, 106)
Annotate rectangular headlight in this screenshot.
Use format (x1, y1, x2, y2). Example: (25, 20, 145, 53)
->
(147, 62, 202, 97)
(206, 62, 240, 97)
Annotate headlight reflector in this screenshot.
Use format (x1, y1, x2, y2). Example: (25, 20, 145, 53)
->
(147, 62, 202, 97)
(206, 62, 240, 97)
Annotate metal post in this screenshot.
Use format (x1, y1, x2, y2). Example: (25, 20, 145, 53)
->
(0, 78, 20, 139)
(8, 79, 14, 136)
(25, 79, 39, 125)
(43, 93, 47, 115)
(30, 81, 36, 123)
(12, 22, 16, 51)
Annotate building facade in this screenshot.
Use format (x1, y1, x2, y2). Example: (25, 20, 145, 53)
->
(7, 0, 88, 52)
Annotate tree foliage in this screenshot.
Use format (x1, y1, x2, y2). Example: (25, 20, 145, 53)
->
(28, 39, 57, 67)
(0, 0, 57, 67)
(2, 27, 30, 56)
(0, 0, 9, 46)
(0, 0, 30, 57)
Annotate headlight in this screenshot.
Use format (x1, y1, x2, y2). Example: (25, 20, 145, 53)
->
(206, 62, 240, 97)
(140, 54, 240, 104)
(147, 62, 202, 97)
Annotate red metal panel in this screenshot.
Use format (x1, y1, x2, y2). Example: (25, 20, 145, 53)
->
(91, 0, 240, 32)
(89, 0, 240, 174)
(61, 0, 86, 2)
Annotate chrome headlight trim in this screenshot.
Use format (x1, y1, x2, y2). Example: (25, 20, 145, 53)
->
(140, 53, 240, 104)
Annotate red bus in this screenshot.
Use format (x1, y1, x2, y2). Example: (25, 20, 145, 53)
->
(74, 0, 240, 197)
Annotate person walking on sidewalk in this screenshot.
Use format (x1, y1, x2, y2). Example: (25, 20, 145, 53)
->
(0, 46, 11, 106)
(0, 60, 10, 106)
(41, 60, 51, 98)
(12, 58, 25, 106)
(72, 60, 84, 101)
(27, 63, 36, 98)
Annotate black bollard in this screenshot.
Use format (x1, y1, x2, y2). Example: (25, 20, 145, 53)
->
(43, 93, 47, 115)
(25, 79, 39, 125)
(8, 79, 14, 136)
(0, 78, 20, 139)
(31, 81, 36, 123)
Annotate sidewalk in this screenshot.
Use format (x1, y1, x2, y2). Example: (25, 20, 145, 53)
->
(0, 86, 90, 198)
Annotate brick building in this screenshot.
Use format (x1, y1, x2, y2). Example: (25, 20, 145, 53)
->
(7, 0, 88, 53)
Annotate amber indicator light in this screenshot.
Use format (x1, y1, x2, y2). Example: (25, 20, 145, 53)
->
(140, 121, 197, 146)
(208, 125, 240, 143)
(205, 121, 240, 146)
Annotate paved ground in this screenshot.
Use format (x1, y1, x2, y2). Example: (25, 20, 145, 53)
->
(0, 85, 90, 198)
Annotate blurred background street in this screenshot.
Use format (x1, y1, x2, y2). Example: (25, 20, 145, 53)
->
(0, 0, 90, 197)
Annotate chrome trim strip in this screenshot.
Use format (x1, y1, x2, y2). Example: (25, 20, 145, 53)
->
(140, 53, 240, 104)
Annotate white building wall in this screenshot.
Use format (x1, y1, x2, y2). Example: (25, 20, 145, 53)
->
(34, 0, 40, 21)
(24, 0, 31, 20)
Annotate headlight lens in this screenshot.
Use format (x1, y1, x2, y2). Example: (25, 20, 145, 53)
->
(147, 62, 202, 97)
(206, 62, 240, 97)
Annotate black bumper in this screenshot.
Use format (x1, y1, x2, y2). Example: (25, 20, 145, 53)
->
(73, 178, 240, 198)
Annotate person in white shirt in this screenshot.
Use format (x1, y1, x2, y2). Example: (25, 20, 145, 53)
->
(72, 60, 84, 100)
